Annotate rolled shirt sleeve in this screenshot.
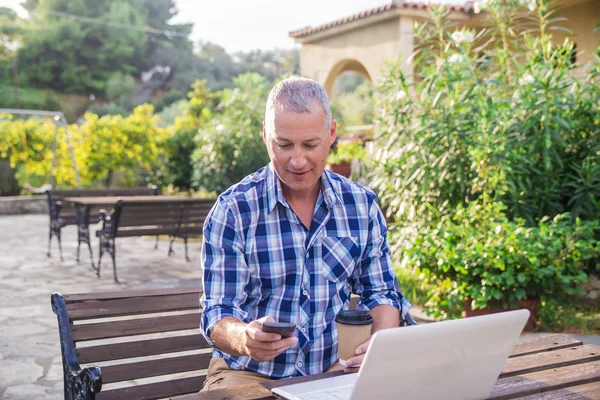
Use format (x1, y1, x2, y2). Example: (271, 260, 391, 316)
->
(354, 195, 412, 316)
(200, 199, 250, 346)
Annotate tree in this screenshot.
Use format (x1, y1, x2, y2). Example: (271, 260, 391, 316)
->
(78, 104, 168, 187)
(15, 0, 192, 95)
(0, 7, 22, 61)
(106, 72, 136, 110)
(191, 73, 270, 193)
(130, 0, 193, 71)
(163, 80, 215, 190)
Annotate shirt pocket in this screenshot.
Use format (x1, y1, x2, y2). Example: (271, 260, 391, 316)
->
(321, 236, 360, 283)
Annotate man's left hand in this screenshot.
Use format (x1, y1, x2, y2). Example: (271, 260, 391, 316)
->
(343, 337, 371, 373)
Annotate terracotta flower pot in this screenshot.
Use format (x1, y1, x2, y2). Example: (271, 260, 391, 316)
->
(463, 298, 540, 331)
(328, 163, 352, 178)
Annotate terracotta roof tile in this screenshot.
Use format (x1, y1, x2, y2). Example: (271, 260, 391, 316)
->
(289, 1, 474, 39)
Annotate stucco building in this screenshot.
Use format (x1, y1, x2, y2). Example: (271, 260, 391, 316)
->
(290, 0, 600, 94)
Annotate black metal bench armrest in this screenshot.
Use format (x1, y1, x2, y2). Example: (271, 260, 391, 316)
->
(96, 203, 123, 238)
(47, 200, 64, 222)
(51, 293, 102, 399)
(401, 312, 417, 326)
(98, 209, 111, 224)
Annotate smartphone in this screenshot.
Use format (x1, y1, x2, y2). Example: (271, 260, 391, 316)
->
(262, 321, 296, 338)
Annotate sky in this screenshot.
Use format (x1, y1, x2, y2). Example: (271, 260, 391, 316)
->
(1, 0, 465, 53)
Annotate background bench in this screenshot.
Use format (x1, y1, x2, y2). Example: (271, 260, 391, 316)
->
(96, 198, 214, 282)
(46, 187, 160, 260)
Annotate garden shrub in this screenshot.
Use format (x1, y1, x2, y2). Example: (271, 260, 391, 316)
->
(191, 73, 270, 193)
(370, 0, 600, 316)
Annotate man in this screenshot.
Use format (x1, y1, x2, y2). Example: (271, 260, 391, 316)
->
(200, 76, 410, 391)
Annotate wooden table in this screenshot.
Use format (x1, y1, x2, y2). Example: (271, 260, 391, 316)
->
(172, 334, 600, 400)
(64, 195, 191, 268)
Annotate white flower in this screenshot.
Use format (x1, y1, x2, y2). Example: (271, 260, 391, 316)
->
(518, 74, 535, 85)
(569, 83, 577, 94)
(395, 90, 407, 100)
(448, 53, 465, 63)
(216, 124, 225, 132)
(525, 0, 536, 11)
(452, 30, 474, 44)
(473, 0, 491, 13)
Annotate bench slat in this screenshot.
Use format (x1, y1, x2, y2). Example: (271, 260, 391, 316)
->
(51, 188, 157, 197)
(176, 227, 204, 234)
(101, 353, 212, 383)
(64, 287, 201, 303)
(116, 218, 183, 227)
(510, 335, 582, 358)
(72, 312, 202, 341)
(77, 334, 210, 363)
(118, 209, 183, 216)
(115, 226, 204, 235)
(115, 227, 187, 237)
(67, 293, 200, 320)
(96, 376, 205, 400)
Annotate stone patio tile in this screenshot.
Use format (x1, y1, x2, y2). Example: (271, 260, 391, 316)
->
(0, 358, 44, 388)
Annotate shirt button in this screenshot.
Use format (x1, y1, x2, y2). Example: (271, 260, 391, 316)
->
(305, 252, 309, 259)
(301, 327, 307, 333)
(297, 361, 303, 367)
(303, 290, 308, 296)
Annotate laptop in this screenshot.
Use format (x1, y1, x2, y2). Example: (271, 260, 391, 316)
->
(272, 309, 530, 400)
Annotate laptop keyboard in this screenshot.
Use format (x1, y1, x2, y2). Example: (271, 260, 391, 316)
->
(298, 384, 354, 400)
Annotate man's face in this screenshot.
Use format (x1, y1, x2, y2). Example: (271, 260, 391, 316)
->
(263, 104, 336, 199)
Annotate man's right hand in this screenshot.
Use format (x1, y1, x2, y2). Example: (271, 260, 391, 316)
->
(242, 316, 298, 362)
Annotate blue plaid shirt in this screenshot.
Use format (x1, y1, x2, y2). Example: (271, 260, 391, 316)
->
(200, 164, 410, 378)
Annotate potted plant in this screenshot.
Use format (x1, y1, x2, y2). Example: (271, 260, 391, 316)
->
(327, 138, 366, 178)
(398, 201, 597, 330)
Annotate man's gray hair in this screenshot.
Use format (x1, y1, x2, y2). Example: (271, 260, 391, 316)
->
(264, 76, 332, 133)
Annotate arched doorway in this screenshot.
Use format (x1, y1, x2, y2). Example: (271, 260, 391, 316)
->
(323, 59, 372, 95)
(325, 60, 374, 140)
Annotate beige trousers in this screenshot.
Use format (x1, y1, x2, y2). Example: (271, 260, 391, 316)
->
(201, 357, 345, 391)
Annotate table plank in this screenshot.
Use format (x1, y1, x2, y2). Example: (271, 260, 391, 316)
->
(488, 360, 600, 399)
(501, 344, 600, 378)
(510, 335, 582, 357)
(513, 382, 600, 399)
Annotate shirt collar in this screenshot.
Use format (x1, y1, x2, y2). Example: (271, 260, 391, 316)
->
(321, 169, 343, 209)
(264, 164, 343, 213)
(265, 163, 288, 213)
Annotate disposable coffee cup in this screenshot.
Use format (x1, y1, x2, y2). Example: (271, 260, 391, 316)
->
(335, 309, 373, 367)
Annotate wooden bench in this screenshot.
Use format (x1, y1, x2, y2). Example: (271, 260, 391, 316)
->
(51, 287, 416, 400)
(96, 198, 214, 282)
(51, 287, 210, 400)
(46, 187, 160, 260)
